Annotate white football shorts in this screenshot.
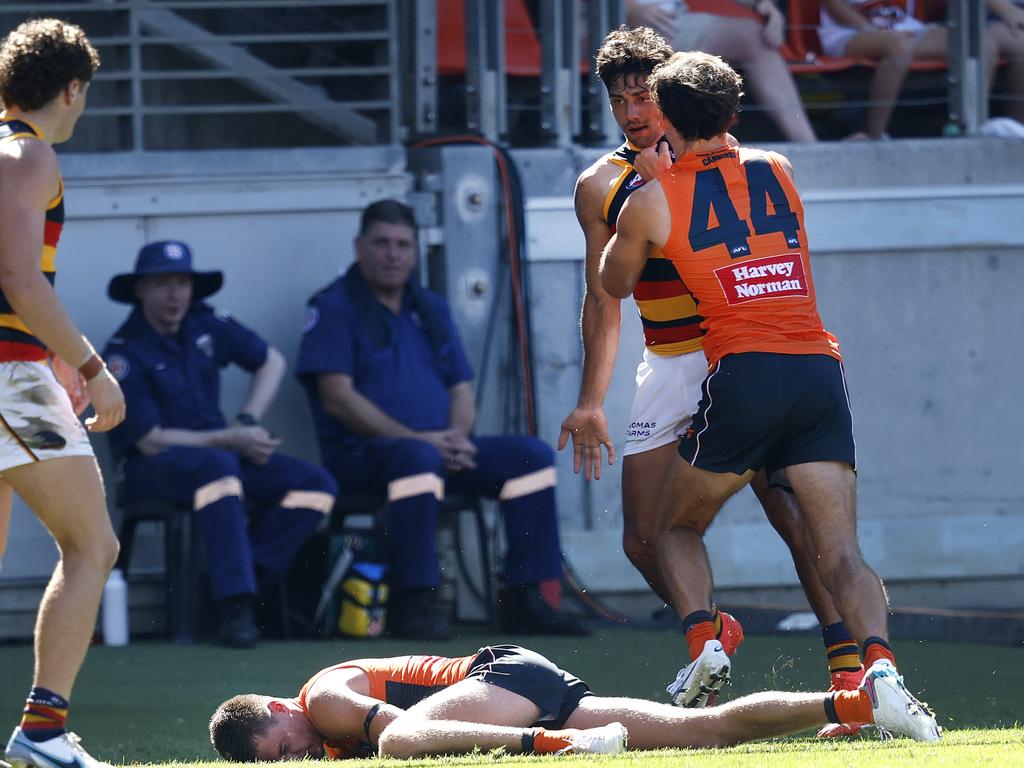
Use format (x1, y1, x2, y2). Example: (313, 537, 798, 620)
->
(0, 361, 94, 472)
(623, 348, 708, 457)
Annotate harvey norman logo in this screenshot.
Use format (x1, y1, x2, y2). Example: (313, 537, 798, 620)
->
(714, 253, 808, 305)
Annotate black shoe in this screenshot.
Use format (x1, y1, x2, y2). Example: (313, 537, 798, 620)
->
(387, 588, 451, 640)
(217, 594, 260, 648)
(498, 585, 591, 637)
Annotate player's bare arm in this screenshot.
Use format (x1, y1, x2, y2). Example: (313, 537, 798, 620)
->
(0, 139, 124, 431)
(600, 182, 671, 299)
(557, 160, 623, 480)
(304, 669, 403, 748)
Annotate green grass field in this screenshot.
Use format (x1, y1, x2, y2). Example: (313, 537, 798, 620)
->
(1, 628, 1021, 766)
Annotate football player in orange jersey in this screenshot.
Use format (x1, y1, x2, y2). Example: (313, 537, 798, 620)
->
(558, 26, 863, 719)
(600, 50, 937, 731)
(0, 17, 125, 768)
(209, 643, 938, 761)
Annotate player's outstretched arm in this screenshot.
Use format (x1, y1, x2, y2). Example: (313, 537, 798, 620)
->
(558, 168, 621, 480)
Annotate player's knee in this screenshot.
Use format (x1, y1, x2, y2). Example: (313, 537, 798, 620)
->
(517, 437, 555, 469)
(622, 529, 655, 569)
(817, 546, 868, 588)
(60, 525, 119, 572)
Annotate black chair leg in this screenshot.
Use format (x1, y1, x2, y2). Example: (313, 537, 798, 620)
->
(470, 504, 495, 627)
(116, 518, 138, 573)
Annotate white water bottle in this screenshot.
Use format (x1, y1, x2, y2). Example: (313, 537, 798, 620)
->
(102, 568, 129, 647)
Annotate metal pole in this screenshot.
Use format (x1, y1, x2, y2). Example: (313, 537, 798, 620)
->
(129, 1, 145, 151)
(584, 0, 619, 144)
(947, 0, 987, 135)
(486, 0, 507, 141)
(540, 0, 571, 145)
(411, 0, 438, 138)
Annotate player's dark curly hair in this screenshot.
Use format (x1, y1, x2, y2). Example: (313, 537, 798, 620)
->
(359, 198, 416, 236)
(594, 25, 672, 91)
(209, 694, 272, 763)
(0, 18, 100, 111)
(647, 51, 743, 141)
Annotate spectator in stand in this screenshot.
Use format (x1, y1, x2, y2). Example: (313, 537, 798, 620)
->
(819, 0, 1024, 139)
(626, 0, 817, 142)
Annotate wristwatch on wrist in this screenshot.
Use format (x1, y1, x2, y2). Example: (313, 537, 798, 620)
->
(236, 412, 259, 426)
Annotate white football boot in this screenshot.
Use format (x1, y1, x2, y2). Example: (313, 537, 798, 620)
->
(5, 728, 112, 768)
(560, 722, 628, 754)
(666, 639, 731, 707)
(860, 661, 941, 742)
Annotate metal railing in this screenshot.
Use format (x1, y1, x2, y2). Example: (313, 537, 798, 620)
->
(0, 0, 998, 151)
(1, 0, 399, 150)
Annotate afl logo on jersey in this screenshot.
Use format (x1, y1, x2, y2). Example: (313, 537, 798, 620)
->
(626, 173, 646, 190)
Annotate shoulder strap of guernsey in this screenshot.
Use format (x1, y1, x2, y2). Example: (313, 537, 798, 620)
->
(0, 119, 39, 141)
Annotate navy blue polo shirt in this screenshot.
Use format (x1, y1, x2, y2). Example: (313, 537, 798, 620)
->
(295, 273, 473, 466)
(103, 303, 268, 458)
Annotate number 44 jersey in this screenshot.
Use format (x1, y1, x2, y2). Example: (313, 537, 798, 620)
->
(658, 146, 841, 367)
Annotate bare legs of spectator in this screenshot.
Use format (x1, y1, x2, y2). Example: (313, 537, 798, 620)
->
(698, 17, 817, 143)
(3, 456, 118, 699)
(986, 22, 1024, 123)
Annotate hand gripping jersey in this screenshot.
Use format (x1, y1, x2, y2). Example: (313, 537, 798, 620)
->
(604, 140, 703, 357)
(0, 119, 64, 362)
(657, 147, 840, 367)
(298, 654, 476, 759)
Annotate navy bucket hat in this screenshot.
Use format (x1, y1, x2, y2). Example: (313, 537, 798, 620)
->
(107, 240, 224, 304)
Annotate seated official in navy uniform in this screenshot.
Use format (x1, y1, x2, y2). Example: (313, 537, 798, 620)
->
(103, 241, 337, 648)
(295, 200, 589, 641)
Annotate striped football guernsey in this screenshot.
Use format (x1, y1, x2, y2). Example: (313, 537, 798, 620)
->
(0, 118, 63, 361)
(603, 139, 703, 356)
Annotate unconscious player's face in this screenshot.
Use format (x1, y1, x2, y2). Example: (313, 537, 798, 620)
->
(608, 73, 663, 149)
(252, 702, 326, 761)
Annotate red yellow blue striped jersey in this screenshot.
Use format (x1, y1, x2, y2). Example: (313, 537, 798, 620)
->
(603, 139, 703, 356)
(0, 118, 63, 361)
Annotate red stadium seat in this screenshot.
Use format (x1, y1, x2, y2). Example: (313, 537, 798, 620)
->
(437, 0, 543, 77)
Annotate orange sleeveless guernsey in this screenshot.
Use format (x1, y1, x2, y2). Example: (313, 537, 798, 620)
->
(298, 654, 476, 759)
(657, 146, 840, 368)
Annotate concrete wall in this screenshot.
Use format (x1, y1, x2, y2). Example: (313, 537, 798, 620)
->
(519, 139, 1024, 609)
(1, 137, 1021, 627)
(0, 147, 407, 588)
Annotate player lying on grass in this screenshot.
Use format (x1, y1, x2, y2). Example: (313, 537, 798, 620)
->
(209, 643, 940, 760)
